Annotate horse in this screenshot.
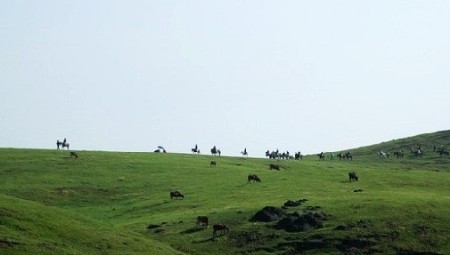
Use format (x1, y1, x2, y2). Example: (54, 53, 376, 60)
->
(247, 174, 261, 183)
(241, 148, 248, 157)
(294, 152, 303, 160)
(269, 164, 280, 170)
(170, 191, 184, 199)
(192, 144, 200, 154)
(196, 216, 209, 228)
(317, 152, 325, 160)
(211, 146, 218, 156)
(378, 151, 387, 159)
(412, 149, 423, 158)
(212, 223, 229, 237)
(57, 140, 70, 150)
(343, 152, 353, 160)
(349, 171, 358, 182)
(393, 151, 404, 159)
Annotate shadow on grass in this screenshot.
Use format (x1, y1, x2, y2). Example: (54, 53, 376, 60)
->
(192, 237, 215, 243)
(180, 227, 207, 234)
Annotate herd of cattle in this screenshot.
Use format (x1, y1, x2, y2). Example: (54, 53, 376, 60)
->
(166, 143, 449, 238)
(168, 159, 361, 238)
(56, 140, 446, 238)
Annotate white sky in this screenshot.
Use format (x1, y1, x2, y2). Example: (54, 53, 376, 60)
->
(1, 1, 449, 157)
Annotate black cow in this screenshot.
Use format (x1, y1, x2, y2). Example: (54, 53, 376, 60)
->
(349, 171, 358, 182)
(70, 151, 78, 159)
(196, 216, 209, 228)
(213, 223, 229, 237)
(170, 191, 184, 199)
(247, 174, 261, 183)
(269, 164, 280, 170)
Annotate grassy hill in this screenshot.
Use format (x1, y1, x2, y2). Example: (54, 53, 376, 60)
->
(333, 130, 450, 159)
(1, 131, 450, 254)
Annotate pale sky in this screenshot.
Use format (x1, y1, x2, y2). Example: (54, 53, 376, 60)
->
(1, 1, 449, 157)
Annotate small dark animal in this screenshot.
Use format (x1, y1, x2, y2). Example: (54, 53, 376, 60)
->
(196, 216, 209, 228)
(70, 151, 78, 159)
(247, 174, 261, 183)
(210, 161, 217, 167)
(349, 171, 358, 182)
(170, 191, 184, 199)
(269, 164, 280, 170)
(353, 189, 364, 192)
(212, 223, 229, 237)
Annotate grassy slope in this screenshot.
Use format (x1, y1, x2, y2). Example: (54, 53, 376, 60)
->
(1, 130, 449, 254)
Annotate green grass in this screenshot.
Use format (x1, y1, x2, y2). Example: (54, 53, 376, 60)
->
(1, 131, 450, 254)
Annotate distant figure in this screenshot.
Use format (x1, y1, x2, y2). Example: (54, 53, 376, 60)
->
(61, 139, 70, 150)
(57, 140, 61, 150)
(192, 144, 200, 154)
(211, 146, 218, 155)
(210, 161, 217, 167)
(317, 152, 325, 160)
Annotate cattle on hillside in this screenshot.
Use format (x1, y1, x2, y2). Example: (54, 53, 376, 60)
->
(247, 174, 261, 183)
(349, 171, 358, 182)
(269, 164, 280, 170)
(212, 223, 229, 237)
(170, 191, 184, 199)
(196, 216, 209, 228)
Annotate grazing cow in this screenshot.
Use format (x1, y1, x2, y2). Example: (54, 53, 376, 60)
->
(247, 174, 261, 183)
(210, 161, 217, 167)
(70, 151, 78, 159)
(212, 223, 229, 237)
(269, 164, 280, 170)
(196, 216, 209, 228)
(349, 171, 358, 182)
(170, 191, 184, 199)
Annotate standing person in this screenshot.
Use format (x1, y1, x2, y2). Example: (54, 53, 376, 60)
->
(57, 140, 60, 150)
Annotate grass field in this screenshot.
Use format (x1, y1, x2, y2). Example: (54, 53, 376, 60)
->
(1, 131, 449, 254)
